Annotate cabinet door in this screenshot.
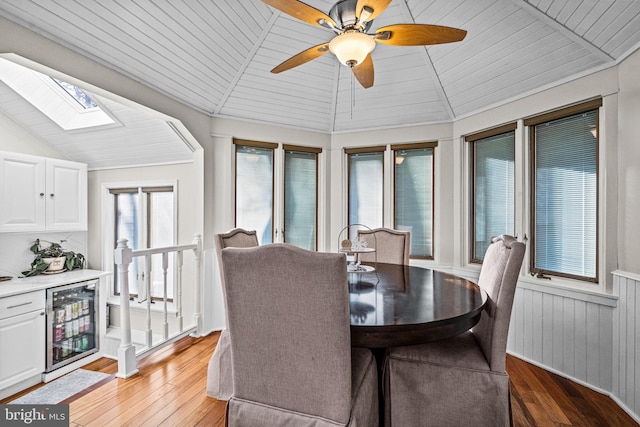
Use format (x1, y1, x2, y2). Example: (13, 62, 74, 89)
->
(0, 310, 45, 390)
(45, 159, 88, 230)
(0, 152, 46, 231)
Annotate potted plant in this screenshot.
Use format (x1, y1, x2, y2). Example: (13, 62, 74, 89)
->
(22, 239, 85, 277)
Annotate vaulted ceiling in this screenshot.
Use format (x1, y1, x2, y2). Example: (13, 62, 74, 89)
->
(0, 0, 639, 167)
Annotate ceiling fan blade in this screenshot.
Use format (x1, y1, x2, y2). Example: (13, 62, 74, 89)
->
(375, 24, 467, 46)
(271, 42, 330, 73)
(352, 54, 374, 88)
(262, 0, 336, 28)
(356, 0, 391, 22)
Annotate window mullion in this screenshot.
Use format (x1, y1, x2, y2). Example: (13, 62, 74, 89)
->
(274, 145, 284, 243)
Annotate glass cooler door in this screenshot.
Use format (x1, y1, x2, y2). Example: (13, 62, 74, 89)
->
(46, 279, 99, 372)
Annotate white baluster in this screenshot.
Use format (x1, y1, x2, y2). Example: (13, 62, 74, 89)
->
(191, 234, 202, 337)
(144, 254, 152, 350)
(176, 249, 184, 332)
(162, 251, 169, 340)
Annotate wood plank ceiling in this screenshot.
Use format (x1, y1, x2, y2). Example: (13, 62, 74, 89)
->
(0, 0, 639, 167)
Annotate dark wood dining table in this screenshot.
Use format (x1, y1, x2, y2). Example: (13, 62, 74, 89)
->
(349, 262, 487, 348)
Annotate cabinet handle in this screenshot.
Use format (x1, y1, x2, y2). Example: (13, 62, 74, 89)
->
(50, 193, 55, 197)
(7, 301, 32, 309)
(40, 193, 45, 197)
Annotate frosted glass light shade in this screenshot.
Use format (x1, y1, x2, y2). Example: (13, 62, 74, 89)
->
(329, 31, 376, 67)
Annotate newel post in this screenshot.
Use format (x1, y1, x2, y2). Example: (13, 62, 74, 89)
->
(191, 234, 202, 337)
(114, 238, 138, 378)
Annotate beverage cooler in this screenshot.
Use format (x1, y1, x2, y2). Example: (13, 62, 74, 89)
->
(46, 280, 99, 372)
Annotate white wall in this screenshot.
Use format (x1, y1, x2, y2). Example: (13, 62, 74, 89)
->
(0, 111, 64, 159)
(617, 49, 640, 274)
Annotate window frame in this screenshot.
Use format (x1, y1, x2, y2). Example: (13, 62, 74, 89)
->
(233, 139, 323, 249)
(283, 144, 321, 251)
(103, 180, 178, 301)
(233, 139, 277, 244)
(466, 123, 517, 264)
(345, 146, 386, 238)
(391, 142, 438, 260)
(524, 99, 602, 283)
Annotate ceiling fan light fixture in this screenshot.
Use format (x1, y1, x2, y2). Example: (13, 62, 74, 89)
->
(329, 31, 375, 67)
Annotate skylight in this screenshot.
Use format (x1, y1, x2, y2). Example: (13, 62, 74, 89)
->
(51, 77, 98, 109)
(0, 59, 115, 130)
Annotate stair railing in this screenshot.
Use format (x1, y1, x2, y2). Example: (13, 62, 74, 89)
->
(114, 234, 202, 378)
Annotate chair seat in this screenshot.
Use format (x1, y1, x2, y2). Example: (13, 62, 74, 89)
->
(227, 347, 378, 426)
(385, 333, 509, 427)
(386, 331, 488, 371)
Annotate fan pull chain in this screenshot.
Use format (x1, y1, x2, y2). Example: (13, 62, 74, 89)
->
(350, 71, 355, 119)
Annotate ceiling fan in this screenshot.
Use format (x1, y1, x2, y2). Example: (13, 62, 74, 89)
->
(262, 0, 467, 88)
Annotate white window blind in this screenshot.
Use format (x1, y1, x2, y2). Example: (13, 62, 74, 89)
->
(394, 148, 434, 258)
(235, 145, 274, 245)
(472, 131, 515, 261)
(348, 151, 383, 230)
(284, 149, 317, 250)
(533, 110, 598, 281)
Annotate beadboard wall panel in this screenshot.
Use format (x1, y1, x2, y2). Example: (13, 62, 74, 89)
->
(507, 282, 615, 392)
(613, 271, 640, 420)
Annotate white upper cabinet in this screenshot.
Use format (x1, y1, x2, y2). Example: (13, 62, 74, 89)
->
(0, 151, 87, 232)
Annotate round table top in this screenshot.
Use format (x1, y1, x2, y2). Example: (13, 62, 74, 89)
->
(349, 263, 487, 348)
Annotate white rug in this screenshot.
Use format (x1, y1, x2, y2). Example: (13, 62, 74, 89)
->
(10, 369, 111, 404)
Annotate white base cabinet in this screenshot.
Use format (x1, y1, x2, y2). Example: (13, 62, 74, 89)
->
(0, 291, 45, 392)
(0, 151, 87, 232)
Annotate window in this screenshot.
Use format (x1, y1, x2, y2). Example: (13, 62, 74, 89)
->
(234, 139, 321, 249)
(346, 147, 385, 233)
(111, 185, 176, 299)
(51, 77, 98, 109)
(467, 125, 516, 262)
(525, 99, 600, 282)
(345, 143, 436, 258)
(234, 140, 276, 244)
(0, 58, 114, 130)
(393, 143, 437, 258)
(284, 145, 320, 250)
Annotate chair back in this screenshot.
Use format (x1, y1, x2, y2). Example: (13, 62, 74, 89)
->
(473, 235, 525, 373)
(215, 228, 258, 253)
(357, 227, 410, 265)
(214, 228, 259, 276)
(221, 244, 352, 423)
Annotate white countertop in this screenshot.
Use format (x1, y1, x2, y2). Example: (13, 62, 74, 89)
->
(0, 269, 110, 298)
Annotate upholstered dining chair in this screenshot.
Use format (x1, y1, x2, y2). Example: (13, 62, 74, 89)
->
(357, 227, 410, 265)
(221, 244, 379, 426)
(383, 234, 525, 427)
(206, 228, 259, 401)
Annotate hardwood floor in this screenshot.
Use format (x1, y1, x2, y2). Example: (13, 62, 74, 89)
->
(3, 332, 637, 426)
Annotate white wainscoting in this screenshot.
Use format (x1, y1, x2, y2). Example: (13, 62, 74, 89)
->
(507, 279, 617, 393)
(612, 270, 640, 421)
